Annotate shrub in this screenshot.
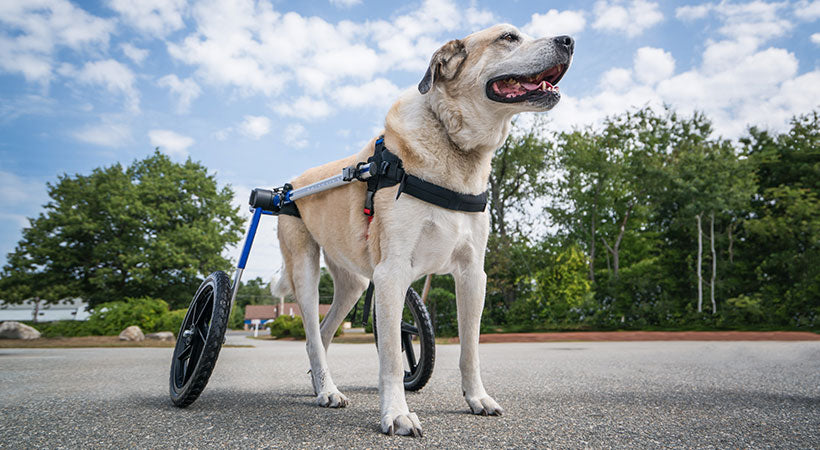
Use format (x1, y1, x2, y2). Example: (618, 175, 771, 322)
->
(23, 320, 93, 338)
(156, 309, 188, 334)
(426, 287, 458, 337)
(269, 315, 299, 338)
(228, 304, 245, 330)
(721, 294, 765, 326)
(288, 315, 306, 338)
(268, 314, 342, 339)
(85, 297, 170, 335)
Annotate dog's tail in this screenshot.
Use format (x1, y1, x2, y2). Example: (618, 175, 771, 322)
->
(270, 264, 293, 299)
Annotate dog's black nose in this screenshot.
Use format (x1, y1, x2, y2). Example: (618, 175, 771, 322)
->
(554, 35, 575, 54)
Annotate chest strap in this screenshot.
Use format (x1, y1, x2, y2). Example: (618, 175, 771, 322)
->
(363, 137, 488, 216)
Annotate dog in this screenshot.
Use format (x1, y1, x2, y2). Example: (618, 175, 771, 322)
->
(272, 23, 574, 436)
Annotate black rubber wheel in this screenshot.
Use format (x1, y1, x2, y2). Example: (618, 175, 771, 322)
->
(169, 270, 231, 407)
(373, 287, 435, 391)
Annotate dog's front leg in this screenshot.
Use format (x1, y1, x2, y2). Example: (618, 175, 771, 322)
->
(455, 267, 503, 416)
(373, 263, 423, 437)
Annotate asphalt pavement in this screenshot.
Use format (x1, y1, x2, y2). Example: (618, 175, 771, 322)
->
(1, 336, 818, 449)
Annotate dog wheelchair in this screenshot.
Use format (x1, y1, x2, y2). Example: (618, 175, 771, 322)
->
(169, 153, 436, 407)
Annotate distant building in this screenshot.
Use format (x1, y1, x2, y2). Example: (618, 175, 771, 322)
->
(0, 298, 91, 322)
(243, 303, 331, 330)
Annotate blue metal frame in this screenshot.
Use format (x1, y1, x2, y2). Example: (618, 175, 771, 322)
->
(228, 162, 374, 315)
(238, 207, 263, 270)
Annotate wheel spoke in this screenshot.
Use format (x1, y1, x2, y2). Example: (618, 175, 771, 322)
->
(177, 344, 193, 361)
(197, 324, 207, 343)
(401, 321, 419, 336)
(402, 331, 417, 372)
(189, 301, 199, 327)
(194, 295, 212, 324)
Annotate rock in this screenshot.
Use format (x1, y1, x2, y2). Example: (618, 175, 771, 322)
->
(0, 321, 41, 340)
(145, 331, 174, 341)
(118, 325, 144, 341)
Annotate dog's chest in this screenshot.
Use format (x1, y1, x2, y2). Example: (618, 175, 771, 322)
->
(408, 209, 486, 275)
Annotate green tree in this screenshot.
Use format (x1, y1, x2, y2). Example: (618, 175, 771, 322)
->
(488, 118, 551, 238)
(0, 150, 243, 309)
(485, 119, 552, 314)
(234, 277, 272, 308)
(547, 108, 670, 283)
(738, 112, 820, 327)
(508, 245, 591, 327)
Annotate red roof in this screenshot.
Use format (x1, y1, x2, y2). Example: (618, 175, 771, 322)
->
(245, 303, 332, 320)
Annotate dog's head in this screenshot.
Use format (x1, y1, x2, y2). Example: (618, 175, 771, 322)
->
(418, 24, 574, 114)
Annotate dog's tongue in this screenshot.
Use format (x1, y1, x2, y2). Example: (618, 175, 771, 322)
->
(520, 81, 540, 90)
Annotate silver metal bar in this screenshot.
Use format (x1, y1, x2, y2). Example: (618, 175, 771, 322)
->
(288, 163, 372, 201)
(228, 267, 244, 319)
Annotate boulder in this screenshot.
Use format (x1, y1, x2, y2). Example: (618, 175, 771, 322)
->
(0, 321, 41, 340)
(118, 325, 144, 341)
(145, 331, 174, 341)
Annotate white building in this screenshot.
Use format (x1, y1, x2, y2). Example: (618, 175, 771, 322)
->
(0, 298, 91, 322)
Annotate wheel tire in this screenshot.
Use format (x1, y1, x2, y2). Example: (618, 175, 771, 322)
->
(169, 270, 231, 407)
(373, 287, 435, 391)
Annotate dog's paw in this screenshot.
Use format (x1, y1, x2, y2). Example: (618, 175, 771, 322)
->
(316, 390, 349, 408)
(465, 395, 503, 416)
(381, 412, 423, 437)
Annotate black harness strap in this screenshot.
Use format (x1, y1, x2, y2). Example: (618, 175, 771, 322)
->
(278, 202, 301, 218)
(401, 174, 488, 212)
(363, 136, 488, 216)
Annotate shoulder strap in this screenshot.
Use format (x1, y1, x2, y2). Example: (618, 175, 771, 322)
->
(363, 137, 404, 216)
(363, 136, 488, 215)
(401, 174, 487, 212)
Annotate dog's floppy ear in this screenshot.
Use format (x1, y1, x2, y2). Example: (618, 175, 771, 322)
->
(418, 39, 467, 95)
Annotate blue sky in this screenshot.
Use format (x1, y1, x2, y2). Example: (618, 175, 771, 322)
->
(1, 0, 819, 281)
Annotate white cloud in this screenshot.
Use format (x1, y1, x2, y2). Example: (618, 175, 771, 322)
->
(0, 171, 47, 208)
(599, 67, 634, 90)
(158, 74, 201, 113)
(329, 0, 361, 7)
(149, 129, 194, 158)
(213, 127, 232, 141)
(633, 47, 675, 85)
(794, 0, 820, 21)
(73, 122, 131, 147)
(465, 6, 495, 27)
(121, 43, 149, 65)
(0, 0, 114, 83)
(542, 0, 815, 139)
(166, 0, 494, 99)
(273, 96, 333, 120)
(0, 94, 55, 122)
(335, 78, 402, 110)
(677, 2, 793, 44)
(592, 0, 663, 37)
(676, 4, 711, 21)
(812, 33, 820, 45)
(61, 59, 140, 113)
(240, 115, 272, 140)
(283, 124, 308, 149)
(107, 0, 187, 36)
(523, 10, 587, 38)
(551, 38, 816, 140)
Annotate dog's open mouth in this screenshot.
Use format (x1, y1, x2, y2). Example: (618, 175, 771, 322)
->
(486, 64, 568, 103)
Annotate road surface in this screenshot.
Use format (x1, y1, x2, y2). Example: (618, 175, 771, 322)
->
(1, 337, 818, 448)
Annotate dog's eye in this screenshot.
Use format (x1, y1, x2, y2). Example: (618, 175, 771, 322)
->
(499, 32, 519, 43)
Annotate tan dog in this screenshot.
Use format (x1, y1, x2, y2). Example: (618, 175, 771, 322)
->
(272, 24, 574, 436)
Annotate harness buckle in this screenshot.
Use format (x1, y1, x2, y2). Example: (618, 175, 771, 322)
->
(342, 165, 357, 182)
(363, 191, 375, 216)
(354, 161, 371, 181)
